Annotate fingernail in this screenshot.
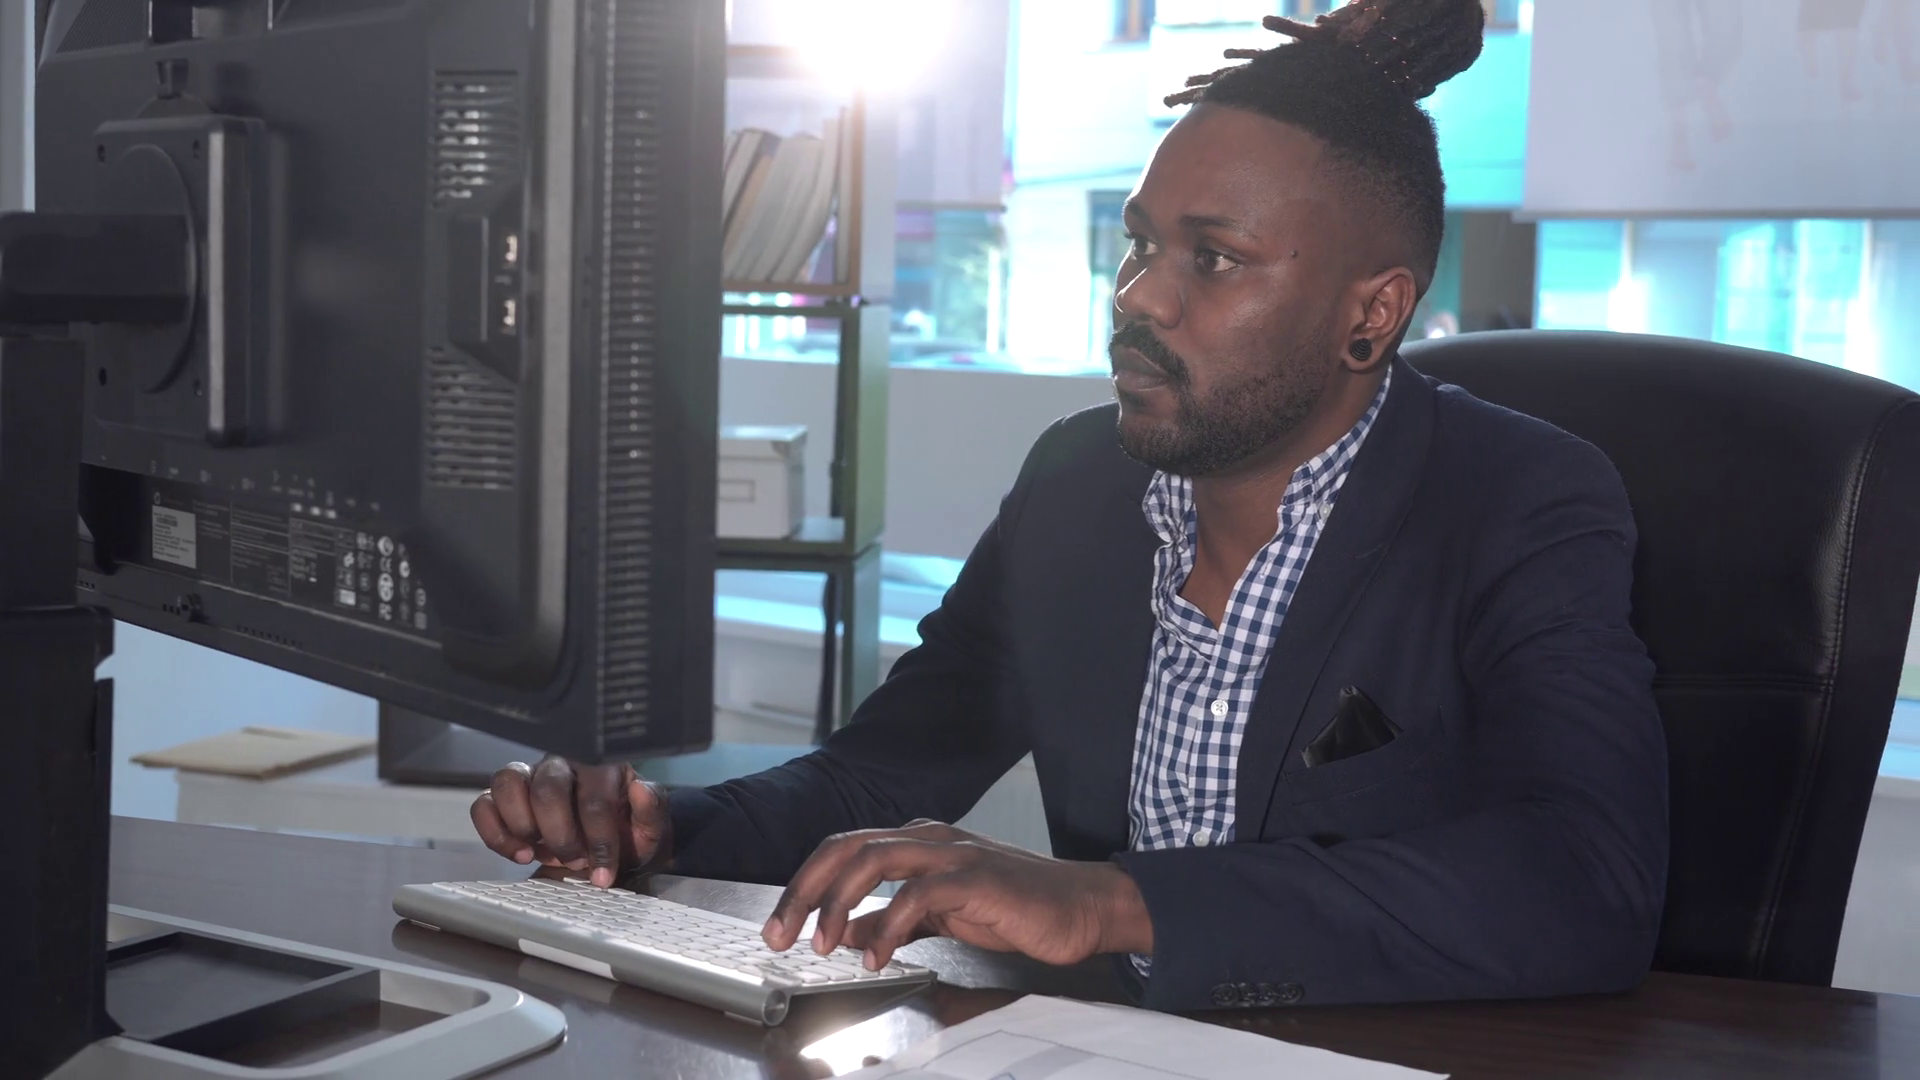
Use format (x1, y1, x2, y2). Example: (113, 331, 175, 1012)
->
(592, 867, 613, 889)
(513, 848, 533, 864)
(762, 917, 779, 942)
(864, 949, 879, 970)
(566, 858, 589, 871)
(812, 927, 826, 954)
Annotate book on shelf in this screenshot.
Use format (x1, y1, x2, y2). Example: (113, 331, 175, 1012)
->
(721, 128, 775, 234)
(832, 106, 856, 284)
(719, 112, 846, 288)
(760, 114, 841, 283)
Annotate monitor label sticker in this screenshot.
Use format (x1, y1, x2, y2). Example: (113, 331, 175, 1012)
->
(150, 505, 199, 570)
(231, 503, 292, 598)
(136, 478, 433, 640)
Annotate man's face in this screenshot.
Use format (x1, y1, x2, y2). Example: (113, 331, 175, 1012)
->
(1109, 105, 1355, 478)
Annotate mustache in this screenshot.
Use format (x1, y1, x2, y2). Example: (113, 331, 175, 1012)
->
(1108, 322, 1190, 385)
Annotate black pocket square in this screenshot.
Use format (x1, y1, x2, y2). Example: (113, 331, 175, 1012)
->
(1301, 686, 1401, 768)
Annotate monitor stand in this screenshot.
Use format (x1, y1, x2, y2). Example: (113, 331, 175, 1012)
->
(378, 703, 543, 789)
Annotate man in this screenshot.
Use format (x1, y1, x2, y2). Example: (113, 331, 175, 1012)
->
(471, 0, 1670, 1011)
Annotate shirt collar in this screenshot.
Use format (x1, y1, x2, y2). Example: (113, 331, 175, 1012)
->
(1143, 364, 1393, 543)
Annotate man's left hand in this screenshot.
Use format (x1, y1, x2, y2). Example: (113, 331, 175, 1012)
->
(759, 821, 1154, 970)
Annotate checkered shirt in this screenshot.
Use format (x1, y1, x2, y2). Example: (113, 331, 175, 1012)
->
(1126, 368, 1391, 974)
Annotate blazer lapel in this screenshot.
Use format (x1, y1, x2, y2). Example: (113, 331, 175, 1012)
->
(1054, 456, 1160, 858)
(1234, 358, 1437, 835)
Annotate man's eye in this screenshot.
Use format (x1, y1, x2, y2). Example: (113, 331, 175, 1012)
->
(1195, 248, 1238, 274)
(1125, 233, 1158, 258)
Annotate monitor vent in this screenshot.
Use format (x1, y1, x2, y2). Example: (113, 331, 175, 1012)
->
(431, 73, 522, 207)
(58, 0, 149, 53)
(234, 624, 304, 651)
(596, 0, 663, 740)
(425, 350, 518, 490)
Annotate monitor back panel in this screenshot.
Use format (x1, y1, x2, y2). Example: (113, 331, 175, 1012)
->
(42, 0, 724, 760)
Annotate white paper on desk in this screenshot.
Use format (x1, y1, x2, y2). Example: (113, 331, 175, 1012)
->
(838, 996, 1444, 1080)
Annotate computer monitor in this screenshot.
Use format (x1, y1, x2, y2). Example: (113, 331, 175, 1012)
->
(9, 1, 724, 1074)
(40, 0, 725, 764)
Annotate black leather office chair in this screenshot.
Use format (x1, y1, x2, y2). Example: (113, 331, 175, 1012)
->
(1406, 330, 1920, 987)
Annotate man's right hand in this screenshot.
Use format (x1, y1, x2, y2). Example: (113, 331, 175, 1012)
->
(469, 757, 672, 889)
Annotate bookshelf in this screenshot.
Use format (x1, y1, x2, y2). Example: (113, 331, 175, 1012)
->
(716, 45, 896, 739)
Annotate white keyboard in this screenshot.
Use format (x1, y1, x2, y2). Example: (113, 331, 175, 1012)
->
(393, 878, 935, 1025)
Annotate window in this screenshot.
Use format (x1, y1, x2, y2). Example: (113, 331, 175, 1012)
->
(893, 206, 1009, 367)
(1483, 0, 1526, 31)
(1088, 191, 1132, 364)
(722, 206, 1010, 369)
(737, 0, 1535, 376)
(1114, 0, 1157, 43)
(1156, 1, 1328, 27)
(1536, 218, 1920, 391)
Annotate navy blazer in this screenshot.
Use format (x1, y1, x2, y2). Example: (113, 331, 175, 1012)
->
(669, 357, 1670, 1011)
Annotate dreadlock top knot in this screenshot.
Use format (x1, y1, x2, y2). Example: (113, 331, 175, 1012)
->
(1166, 0, 1486, 107)
(1157, 0, 1489, 289)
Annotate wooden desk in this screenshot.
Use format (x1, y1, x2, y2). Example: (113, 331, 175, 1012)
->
(109, 817, 1920, 1078)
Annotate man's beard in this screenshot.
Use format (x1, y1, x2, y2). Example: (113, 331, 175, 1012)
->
(1108, 321, 1331, 477)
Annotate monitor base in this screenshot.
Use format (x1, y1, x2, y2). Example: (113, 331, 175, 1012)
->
(49, 907, 565, 1080)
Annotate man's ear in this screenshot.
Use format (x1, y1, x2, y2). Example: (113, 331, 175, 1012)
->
(1343, 267, 1420, 374)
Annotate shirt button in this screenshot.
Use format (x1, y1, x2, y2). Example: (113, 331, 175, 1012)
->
(1210, 699, 1229, 718)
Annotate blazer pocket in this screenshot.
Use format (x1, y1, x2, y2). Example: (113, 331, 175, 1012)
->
(1279, 723, 1431, 806)
(1301, 686, 1401, 768)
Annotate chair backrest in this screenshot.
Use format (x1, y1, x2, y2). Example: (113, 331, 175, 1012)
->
(1405, 330, 1920, 986)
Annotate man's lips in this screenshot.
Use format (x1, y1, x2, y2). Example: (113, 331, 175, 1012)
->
(1111, 345, 1171, 394)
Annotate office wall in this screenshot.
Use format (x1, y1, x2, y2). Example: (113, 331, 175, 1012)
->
(0, 0, 28, 211)
(1834, 790, 1920, 995)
